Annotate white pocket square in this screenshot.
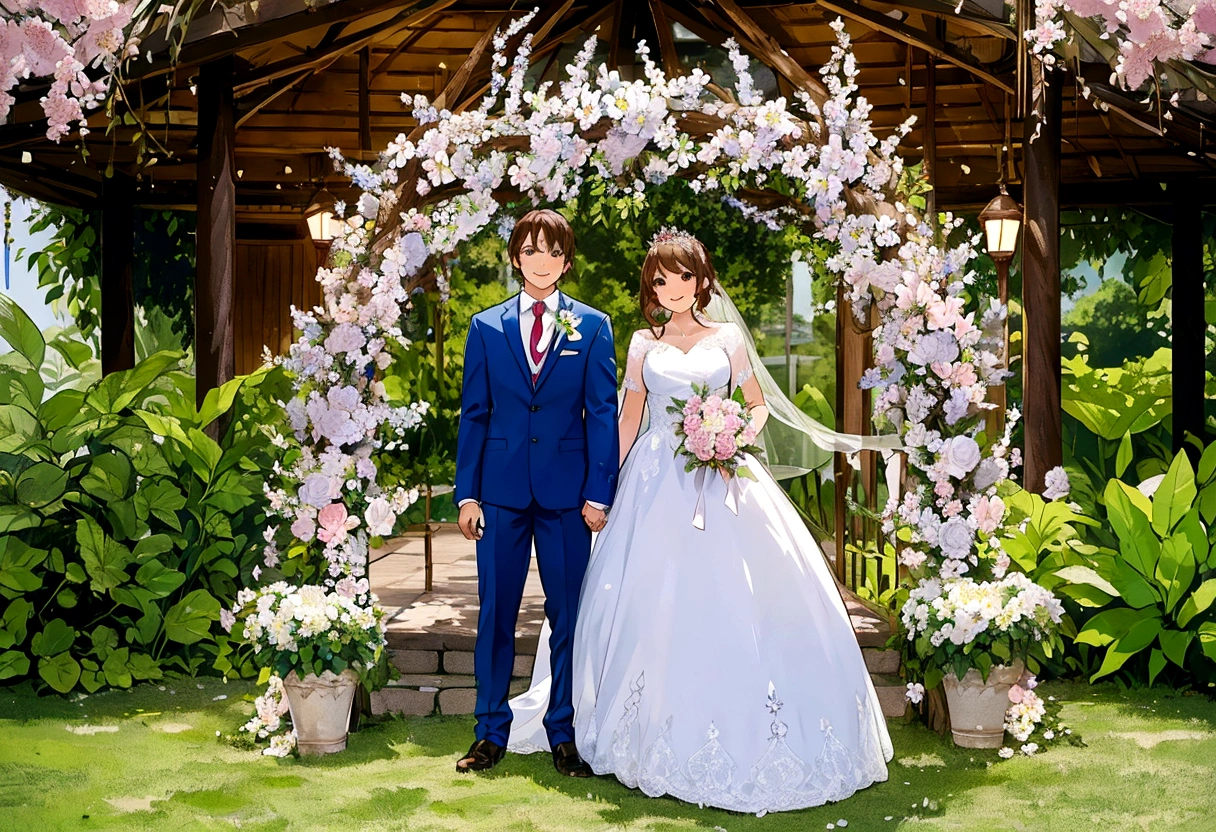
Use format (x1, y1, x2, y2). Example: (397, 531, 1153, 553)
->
(559, 349, 579, 356)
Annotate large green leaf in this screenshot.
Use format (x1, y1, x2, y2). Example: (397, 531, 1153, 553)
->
(38, 651, 80, 693)
(134, 560, 186, 598)
(37, 387, 88, 432)
(1152, 452, 1198, 536)
(102, 647, 132, 688)
(183, 428, 224, 483)
(1177, 579, 1216, 629)
(1053, 564, 1118, 597)
(163, 589, 220, 644)
(0, 404, 40, 453)
(1076, 607, 1148, 647)
(31, 618, 77, 657)
(0, 536, 48, 593)
(0, 294, 46, 371)
(197, 375, 246, 429)
(1159, 629, 1194, 668)
(1107, 558, 1160, 609)
(14, 462, 69, 508)
(0, 505, 39, 535)
(0, 650, 30, 680)
(85, 351, 183, 414)
(1199, 439, 1216, 485)
(1105, 479, 1160, 578)
(1199, 622, 1216, 662)
(79, 451, 134, 504)
(1, 597, 32, 646)
(1156, 533, 1197, 615)
(1091, 615, 1163, 681)
(76, 516, 134, 592)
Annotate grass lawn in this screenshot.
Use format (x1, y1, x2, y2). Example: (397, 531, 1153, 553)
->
(2, 678, 1216, 831)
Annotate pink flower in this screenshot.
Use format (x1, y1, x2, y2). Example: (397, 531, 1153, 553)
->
(714, 431, 738, 460)
(972, 495, 1006, 534)
(291, 514, 316, 542)
(317, 502, 359, 543)
(683, 414, 703, 434)
(683, 395, 702, 417)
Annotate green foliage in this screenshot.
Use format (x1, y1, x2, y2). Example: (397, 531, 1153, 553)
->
(0, 295, 280, 694)
(1062, 278, 1169, 368)
(1048, 446, 1216, 686)
(19, 204, 195, 353)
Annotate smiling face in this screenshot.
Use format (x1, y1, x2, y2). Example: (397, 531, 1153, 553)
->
(508, 209, 575, 295)
(512, 229, 569, 293)
(639, 237, 717, 327)
(651, 263, 699, 316)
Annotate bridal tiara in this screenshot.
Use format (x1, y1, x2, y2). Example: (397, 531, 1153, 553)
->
(648, 226, 699, 251)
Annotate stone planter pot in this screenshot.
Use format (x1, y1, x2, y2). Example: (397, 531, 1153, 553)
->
(942, 660, 1024, 748)
(283, 668, 360, 755)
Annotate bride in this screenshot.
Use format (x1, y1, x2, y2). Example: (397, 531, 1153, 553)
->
(508, 228, 893, 814)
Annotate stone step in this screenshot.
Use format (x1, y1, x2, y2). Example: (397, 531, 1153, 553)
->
(388, 648, 534, 679)
(370, 676, 529, 717)
(861, 648, 901, 675)
(870, 672, 910, 719)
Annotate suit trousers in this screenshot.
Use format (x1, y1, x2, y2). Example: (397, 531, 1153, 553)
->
(473, 500, 592, 747)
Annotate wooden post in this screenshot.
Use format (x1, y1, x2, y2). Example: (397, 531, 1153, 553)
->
(924, 50, 937, 223)
(785, 271, 795, 396)
(100, 173, 135, 375)
(359, 46, 372, 155)
(196, 56, 237, 422)
(835, 285, 874, 588)
(1171, 184, 1205, 457)
(1021, 61, 1063, 493)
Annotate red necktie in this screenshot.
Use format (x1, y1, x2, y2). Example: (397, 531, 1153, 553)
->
(529, 300, 546, 384)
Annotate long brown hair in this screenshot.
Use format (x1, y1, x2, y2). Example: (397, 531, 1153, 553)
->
(639, 235, 718, 330)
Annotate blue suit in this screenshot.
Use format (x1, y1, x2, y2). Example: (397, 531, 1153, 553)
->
(455, 291, 619, 747)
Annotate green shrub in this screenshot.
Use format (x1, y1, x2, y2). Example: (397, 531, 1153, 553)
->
(0, 296, 282, 693)
(1050, 445, 1216, 686)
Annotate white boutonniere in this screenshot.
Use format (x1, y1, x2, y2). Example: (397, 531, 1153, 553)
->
(556, 309, 583, 341)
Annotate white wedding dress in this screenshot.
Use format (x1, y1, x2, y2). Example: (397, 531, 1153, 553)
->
(508, 323, 892, 814)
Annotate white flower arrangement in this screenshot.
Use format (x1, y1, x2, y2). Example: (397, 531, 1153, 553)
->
(556, 309, 583, 341)
(900, 573, 1065, 682)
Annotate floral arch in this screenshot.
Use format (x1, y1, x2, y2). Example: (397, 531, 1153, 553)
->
(234, 11, 1065, 745)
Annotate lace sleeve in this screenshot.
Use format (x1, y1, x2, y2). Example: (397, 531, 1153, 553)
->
(723, 323, 754, 389)
(622, 330, 654, 394)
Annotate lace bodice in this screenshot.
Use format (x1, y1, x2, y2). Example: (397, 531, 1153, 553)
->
(622, 324, 753, 437)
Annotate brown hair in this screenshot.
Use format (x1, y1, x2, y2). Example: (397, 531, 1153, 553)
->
(639, 236, 718, 330)
(508, 209, 575, 271)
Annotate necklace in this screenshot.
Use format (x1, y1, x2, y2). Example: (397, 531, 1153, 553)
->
(669, 318, 696, 338)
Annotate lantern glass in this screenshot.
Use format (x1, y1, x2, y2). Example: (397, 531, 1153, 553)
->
(306, 210, 337, 242)
(984, 217, 1021, 258)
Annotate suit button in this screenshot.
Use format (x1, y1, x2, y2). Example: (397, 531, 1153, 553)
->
(530, 405, 540, 412)
(531, 437, 538, 443)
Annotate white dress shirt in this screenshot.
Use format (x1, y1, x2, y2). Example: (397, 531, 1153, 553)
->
(520, 290, 560, 375)
(459, 290, 606, 512)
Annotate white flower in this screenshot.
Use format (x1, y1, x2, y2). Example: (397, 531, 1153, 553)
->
(938, 517, 974, 560)
(364, 497, 397, 537)
(556, 309, 583, 341)
(905, 682, 925, 704)
(938, 435, 981, 480)
(1042, 466, 1070, 501)
(998, 747, 1015, 759)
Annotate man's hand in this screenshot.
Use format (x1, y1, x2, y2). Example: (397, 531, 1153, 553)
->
(459, 502, 484, 541)
(582, 502, 607, 532)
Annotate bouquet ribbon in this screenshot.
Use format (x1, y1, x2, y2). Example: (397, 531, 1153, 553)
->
(691, 466, 743, 530)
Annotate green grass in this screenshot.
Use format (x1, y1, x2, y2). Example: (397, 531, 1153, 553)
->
(2, 679, 1216, 830)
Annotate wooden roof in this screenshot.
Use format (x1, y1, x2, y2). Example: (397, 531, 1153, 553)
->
(2, 0, 1214, 214)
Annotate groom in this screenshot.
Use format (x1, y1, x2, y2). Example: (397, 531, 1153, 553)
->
(454, 209, 619, 776)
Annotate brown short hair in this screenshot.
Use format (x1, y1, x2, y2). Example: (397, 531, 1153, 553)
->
(639, 236, 718, 329)
(508, 209, 575, 270)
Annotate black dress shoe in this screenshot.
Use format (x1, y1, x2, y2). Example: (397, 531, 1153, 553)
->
(552, 741, 594, 777)
(456, 738, 505, 772)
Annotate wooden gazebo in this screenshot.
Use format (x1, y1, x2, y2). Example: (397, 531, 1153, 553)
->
(1, 0, 1213, 500)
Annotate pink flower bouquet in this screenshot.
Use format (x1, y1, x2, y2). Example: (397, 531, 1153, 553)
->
(667, 383, 762, 479)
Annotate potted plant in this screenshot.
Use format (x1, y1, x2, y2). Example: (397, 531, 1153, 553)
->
(226, 580, 392, 755)
(900, 572, 1065, 747)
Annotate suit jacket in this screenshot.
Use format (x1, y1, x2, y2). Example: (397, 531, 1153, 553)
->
(454, 291, 619, 511)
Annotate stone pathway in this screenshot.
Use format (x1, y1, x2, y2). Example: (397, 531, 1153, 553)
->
(368, 525, 904, 717)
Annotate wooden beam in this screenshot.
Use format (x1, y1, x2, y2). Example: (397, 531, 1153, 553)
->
(235, 67, 325, 129)
(1171, 183, 1206, 456)
(100, 173, 135, 374)
(650, 0, 684, 77)
(430, 13, 506, 111)
(1021, 61, 1063, 493)
(815, 0, 1015, 95)
(196, 57, 237, 420)
(711, 0, 832, 101)
(138, 0, 446, 79)
(231, 0, 460, 94)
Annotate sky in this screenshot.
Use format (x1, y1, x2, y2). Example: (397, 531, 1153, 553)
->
(1, 194, 62, 332)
